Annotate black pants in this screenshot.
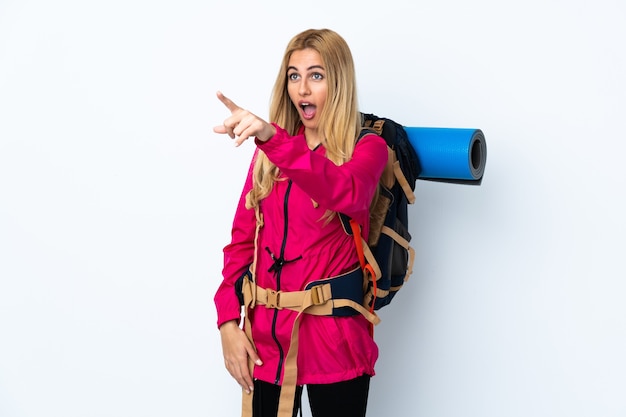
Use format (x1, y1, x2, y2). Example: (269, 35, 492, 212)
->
(252, 375, 371, 417)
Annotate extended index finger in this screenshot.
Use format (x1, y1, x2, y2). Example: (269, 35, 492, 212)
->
(216, 91, 241, 113)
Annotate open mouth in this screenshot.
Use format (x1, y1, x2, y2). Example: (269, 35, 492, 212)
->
(300, 102, 317, 120)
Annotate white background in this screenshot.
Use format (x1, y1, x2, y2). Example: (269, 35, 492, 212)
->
(1, 1, 625, 416)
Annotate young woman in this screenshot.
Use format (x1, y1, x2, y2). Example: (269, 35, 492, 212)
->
(213, 28, 388, 417)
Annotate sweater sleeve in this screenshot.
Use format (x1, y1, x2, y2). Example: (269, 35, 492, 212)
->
(213, 151, 257, 329)
(257, 124, 388, 228)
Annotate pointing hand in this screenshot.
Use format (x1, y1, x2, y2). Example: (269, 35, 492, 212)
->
(213, 91, 276, 146)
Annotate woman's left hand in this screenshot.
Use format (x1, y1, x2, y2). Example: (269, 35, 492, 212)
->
(213, 91, 276, 146)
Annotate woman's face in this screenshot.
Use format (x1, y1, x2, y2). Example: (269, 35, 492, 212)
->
(286, 48, 328, 133)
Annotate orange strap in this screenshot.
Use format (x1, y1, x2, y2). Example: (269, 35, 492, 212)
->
(349, 219, 378, 337)
(348, 219, 377, 305)
(349, 219, 367, 270)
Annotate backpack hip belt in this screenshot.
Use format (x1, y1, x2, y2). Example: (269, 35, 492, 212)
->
(241, 267, 381, 324)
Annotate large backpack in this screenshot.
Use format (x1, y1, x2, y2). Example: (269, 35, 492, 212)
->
(340, 112, 421, 312)
(235, 113, 421, 315)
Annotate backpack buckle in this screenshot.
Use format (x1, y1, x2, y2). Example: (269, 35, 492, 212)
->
(265, 289, 282, 309)
(310, 285, 326, 305)
(372, 120, 385, 136)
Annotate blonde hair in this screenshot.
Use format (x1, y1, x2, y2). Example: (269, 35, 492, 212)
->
(246, 29, 361, 209)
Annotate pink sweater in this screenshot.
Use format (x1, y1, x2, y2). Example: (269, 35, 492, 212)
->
(214, 124, 388, 385)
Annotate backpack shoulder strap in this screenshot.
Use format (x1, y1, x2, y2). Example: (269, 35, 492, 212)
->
(364, 116, 417, 204)
(358, 127, 378, 142)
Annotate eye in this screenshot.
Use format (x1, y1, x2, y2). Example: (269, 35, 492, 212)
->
(311, 72, 324, 81)
(288, 72, 300, 81)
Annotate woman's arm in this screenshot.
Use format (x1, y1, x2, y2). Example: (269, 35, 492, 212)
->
(213, 151, 257, 329)
(258, 126, 388, 225)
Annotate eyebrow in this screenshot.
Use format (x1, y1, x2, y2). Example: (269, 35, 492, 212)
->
(287, 65, 325, 72)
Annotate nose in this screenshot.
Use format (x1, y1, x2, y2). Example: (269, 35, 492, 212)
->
(298, 78, 310, 96)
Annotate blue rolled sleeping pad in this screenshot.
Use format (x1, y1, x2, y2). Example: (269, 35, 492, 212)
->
(404, 127, 487, 185)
